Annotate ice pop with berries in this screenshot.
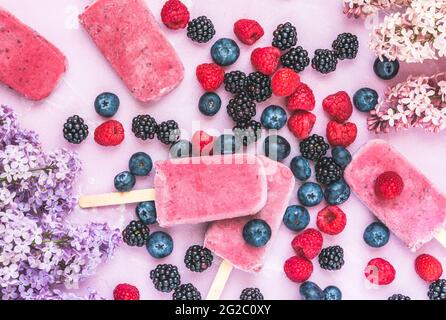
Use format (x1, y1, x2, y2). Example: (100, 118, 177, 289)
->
(344, 140, 446, 251)
(205, 156, 295, 299)
(0, 7, 66, 100)
(79, 154, 268, 227)
(79, 0, 184, 102)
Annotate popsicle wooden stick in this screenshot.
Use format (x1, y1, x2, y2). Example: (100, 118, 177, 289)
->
(435, 229, 446, 248)
(79, 189, 155, 208)
(206, 260, 233, 300)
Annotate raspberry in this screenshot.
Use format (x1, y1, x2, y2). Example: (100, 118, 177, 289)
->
(317, 206, 347, 235)
(284, 256, 313, 283)
(196, 63, 224, 91)
(191, 130, 215, 156)
(415, 254, 443, 282)
(287, 110, 316, 140)
(94, 120, 125, 146)
(291, 228, 323, 260)
(365, 258, 396, 285)
(271, 68, 300, 97)
(233, 19, 264, 45)
(322, 91, 353, 122)
(250, 47, 281, 76)
(113, 283, 140, 300)
(160, 0, 190, 30)
(374, 171, 404, 200)
(326, 120, 357, 147)
(287, 83, 315, 111)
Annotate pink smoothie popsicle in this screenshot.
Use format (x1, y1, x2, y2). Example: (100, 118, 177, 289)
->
(155, 154, 268, 227)
(204, 156, 295, 272)
(79, 0, 184, 102)
(0, 8, 67, 100)
(344, 140, 446, 251)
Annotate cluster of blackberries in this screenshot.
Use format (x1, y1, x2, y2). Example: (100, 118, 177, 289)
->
(132, 115, 180, 145)
(312, 33, 359, 74)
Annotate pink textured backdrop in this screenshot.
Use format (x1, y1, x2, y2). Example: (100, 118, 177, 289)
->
(1, 0, 446, 300)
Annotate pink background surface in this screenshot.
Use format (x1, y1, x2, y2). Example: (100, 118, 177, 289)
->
(2, 0, 446, 300)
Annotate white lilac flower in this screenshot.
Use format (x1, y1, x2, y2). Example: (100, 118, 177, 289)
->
(368, 72, 446, 133)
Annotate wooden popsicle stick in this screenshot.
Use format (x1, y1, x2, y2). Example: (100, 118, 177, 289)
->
(206, 259, 234, 300)
(435, 229, 446, 248)
(79, 189, 155, 209)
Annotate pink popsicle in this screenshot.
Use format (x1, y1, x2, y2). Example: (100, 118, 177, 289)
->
(204, 156, 295, 272)
(0, 8, 66, 100)
(155, 154, 268, 227)
(344, 140, 446, 251)
(79, 0, 184, 102)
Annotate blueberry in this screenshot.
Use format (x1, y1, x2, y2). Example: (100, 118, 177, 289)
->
(214, 134, 242, 155)
(283, 205, 310, 232)
(290, 156, 311, 181)
(211, 38, 240, 66)
(300, 281, 324, 300)
(129, 152, 153, 176)
(331, 146, 352, 168)
(353, 88, 379, 112)
(363, 221, 390, 248)
(243, 219, 272, 247)
(298, 182, 323, 207)
(264, 135, 291, 162)
(324, 180, 351, 205)
(114, 171, 136, 192)
(373, 57, 399, 80)
(94, 92, 120, 118)
(136, 201, 157, 225)
(199, 92, 222, 116)
(146, 231, 174, 259)
(170, 140, 192, 159)
(323, 286, 342, 300)
(261, 105, 287, 130)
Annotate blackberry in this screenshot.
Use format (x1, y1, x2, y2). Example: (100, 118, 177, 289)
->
(63, 115, 89, 144)
(280, 46, 310, 73)
(227, 92, 256, 122)
(132, 115, 158, 141)
(184, 245, 213, 272)
(224, 71, 248, 94)
(312, 49, 338, 74)
(388, 294, 411, 300)
(157, 120, 181, 145)
(233, 120, 262, 146)
(122, 220, 150, 247)
(187, 16, 215, 43)
(332, 33, 359, 60)
(318, 245, 344, 270)
(240, 288, 264, 300)
(315, 157, 343, 185)
(299, 134, 330, 161)
(172, 283, 202, 300)
(246, 72, 272, 102)
(428, 279, 446, 300)
(150, 264, 181, 293)
(272, 22, 297, 50)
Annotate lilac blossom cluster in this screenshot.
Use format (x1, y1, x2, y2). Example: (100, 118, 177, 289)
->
(343, 0, 412, 18)
(344, 0, 446, 63)
(368, 73, 446, 133)
(0, 105, 120, 300)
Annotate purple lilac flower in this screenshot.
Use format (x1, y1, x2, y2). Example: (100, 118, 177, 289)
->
(0, 105, 121, 300)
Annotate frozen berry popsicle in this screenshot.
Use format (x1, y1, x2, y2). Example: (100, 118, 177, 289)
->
(0, 8, 66, 100)
(79, 0, 184, 102)
(79, 154, 268, 227)
(344, 140, 446, 251)
(205, 156, 295, 272)
(155, 154, 268, 227)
